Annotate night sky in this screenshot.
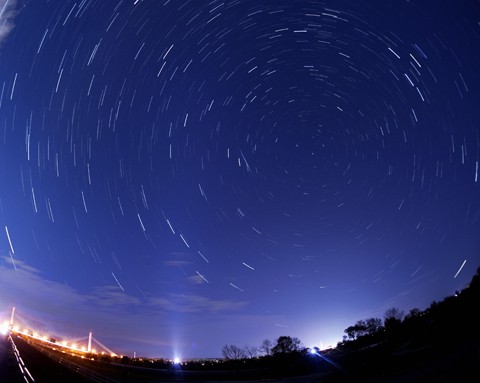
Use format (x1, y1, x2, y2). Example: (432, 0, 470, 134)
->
(1, 0, 480, 359)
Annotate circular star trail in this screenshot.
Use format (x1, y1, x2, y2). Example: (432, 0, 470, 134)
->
(0, 0, 479, 358)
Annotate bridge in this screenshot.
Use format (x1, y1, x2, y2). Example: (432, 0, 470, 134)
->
(2, 307, 117, 356)
(0, 306, 236, 383)
(0, 307, 131, 382)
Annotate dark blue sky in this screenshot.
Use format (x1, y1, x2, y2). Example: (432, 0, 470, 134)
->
(1, 0, 479, 359)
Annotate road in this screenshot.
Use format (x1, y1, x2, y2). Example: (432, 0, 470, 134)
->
(1, 334, 335, 382)
(3, 331, 479, 383)
(2, 334, 102, 383)
(0, 334, 25, 383)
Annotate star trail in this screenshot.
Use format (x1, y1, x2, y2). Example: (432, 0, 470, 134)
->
(1, 0, 479, 358)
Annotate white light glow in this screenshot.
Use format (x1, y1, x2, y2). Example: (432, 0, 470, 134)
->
(0, 322, 8, 335)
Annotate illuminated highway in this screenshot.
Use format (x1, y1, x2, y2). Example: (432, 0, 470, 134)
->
(2, 334, 103, 383)
(1, 332, 333, 382)
(0, 334, 23, 383)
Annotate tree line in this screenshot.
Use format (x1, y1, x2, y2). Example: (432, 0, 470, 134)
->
(221, 306, 405, 360)
(221, 266, 480, 364)
(221, 335, 303, 360)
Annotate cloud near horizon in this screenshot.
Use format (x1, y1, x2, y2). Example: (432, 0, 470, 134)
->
(0, 255, 248, 314)
(0, 255, 252, 355)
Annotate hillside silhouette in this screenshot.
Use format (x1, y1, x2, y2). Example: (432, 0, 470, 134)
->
(162, 267, 480, 381)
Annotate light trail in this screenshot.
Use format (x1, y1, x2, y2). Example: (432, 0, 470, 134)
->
(9, 334, 36, 383)
(453, 259, 467, 279)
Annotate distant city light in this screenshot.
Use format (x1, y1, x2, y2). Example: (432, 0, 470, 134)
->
(173, 357, 181, 364)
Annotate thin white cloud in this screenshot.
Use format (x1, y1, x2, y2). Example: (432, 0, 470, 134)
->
(0, 0, 17, 45)
(148, 293, 248, 313)
(0, 256, 247, 316)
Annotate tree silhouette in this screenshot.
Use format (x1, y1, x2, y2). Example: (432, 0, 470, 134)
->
(384, 307, 404, 332)
(221, 344, 246, 360)
(244, 345, 259, 358)
(345, 320, 369, 340)
(259, 339, 273, 356)
(365, 317, 383, 334)
(345, 324, 358, 340)
(272, 336, 302, 354)
(405, 308, 421, 320)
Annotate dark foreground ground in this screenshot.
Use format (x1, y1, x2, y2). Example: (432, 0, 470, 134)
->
(325, 336, 480, 382)
(2, 332, 478, 383)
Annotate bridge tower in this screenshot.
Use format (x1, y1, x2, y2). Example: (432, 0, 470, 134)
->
(88, 332, 92, 352)
(9, 307, 15, 328)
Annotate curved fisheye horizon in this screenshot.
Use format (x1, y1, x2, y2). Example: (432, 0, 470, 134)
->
(1, 0, 479, 361)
